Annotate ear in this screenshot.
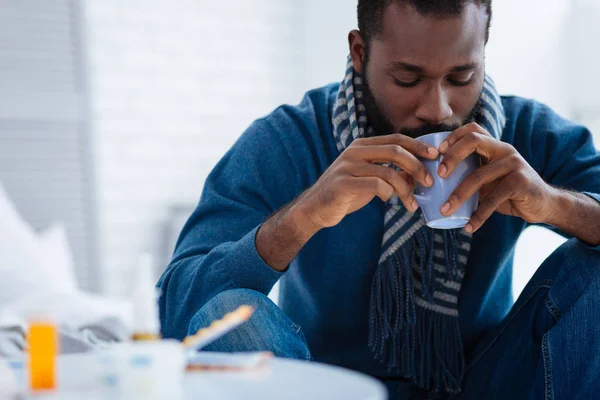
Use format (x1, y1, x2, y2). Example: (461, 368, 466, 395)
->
(348, 30, 366, 75)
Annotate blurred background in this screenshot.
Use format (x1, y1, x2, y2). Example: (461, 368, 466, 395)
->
(0, 0, 598, 300)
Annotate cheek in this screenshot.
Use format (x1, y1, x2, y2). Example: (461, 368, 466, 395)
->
(370, 76, 416, 124)
(449, 78, 484, 118)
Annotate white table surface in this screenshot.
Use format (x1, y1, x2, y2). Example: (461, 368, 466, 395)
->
(9, 356, 388, 400)
(184, 358, 388, 400)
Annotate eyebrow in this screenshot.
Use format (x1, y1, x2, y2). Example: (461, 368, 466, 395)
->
(389, 62, 478, 74)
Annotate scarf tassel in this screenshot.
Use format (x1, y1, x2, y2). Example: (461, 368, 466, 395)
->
(369, 226, 466, 393)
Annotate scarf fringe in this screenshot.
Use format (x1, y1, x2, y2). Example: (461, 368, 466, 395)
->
(369, 226, 466, 393)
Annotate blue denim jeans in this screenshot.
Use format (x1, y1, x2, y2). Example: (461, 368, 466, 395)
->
(188, 239, 600, 399)
(188, 287, 313, 362)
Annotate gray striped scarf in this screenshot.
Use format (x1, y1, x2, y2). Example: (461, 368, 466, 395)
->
(332, 56, 506, 393)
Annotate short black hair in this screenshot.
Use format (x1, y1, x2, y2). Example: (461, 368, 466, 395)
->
(357, 0, 493, 44)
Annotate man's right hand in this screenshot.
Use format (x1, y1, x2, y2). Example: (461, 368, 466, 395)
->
(295, 134, 439, 231)
(256, 133, 439, 272)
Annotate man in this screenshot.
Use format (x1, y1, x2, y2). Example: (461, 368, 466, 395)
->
(158, 0, 600, 398)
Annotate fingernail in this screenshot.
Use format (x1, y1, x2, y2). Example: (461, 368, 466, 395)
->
(441, 202, 450, 214)
(426, 174, 434, 187)
(438, 164, 447, 177)
(411, 199, 419, 211)
(465, 224, 473, 233)
(428, 147, 439, 156)
(439, 141, 448, 153)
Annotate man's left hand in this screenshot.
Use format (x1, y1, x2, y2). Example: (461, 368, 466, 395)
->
(437, 122, 558, 233)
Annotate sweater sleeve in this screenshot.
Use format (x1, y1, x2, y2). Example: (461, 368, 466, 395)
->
(157, 118, 300, 339)
(511, 100, 600, 249)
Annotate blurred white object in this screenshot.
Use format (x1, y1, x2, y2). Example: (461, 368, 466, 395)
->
(131, 254, 161, 339)
(0, 182, 133, 357)
(186, 351, 272, 370)
(0, 292, 132, 333)
(5, 341, 184, 399)
(51, 341, 185, 400)
(49, 356, 385, 400)
(116, 340, 185, 400)
(0, 182, 55, 302)
(0, 182, 77, 304)
(38, 223, 78, 293)
(0, 359, 19, 399)
(184, 358, 387, 400)
(0, 291, 132, 357)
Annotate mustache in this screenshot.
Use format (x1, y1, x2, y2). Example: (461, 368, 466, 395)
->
(399, 123, 461, 139)
(398, 98, 483, 138)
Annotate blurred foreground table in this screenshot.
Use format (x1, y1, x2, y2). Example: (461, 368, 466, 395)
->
(184, 358, 387, 400)
(16, 356, 387, 400)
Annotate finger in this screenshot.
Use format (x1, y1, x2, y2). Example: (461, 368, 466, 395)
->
(466, 177, 514, 233)
(438, 122, 491, 154)
(441, 157, 515, 216)
(438, 132, 505, 178)
(478, 179, 500, 200)
(352, 163, 418, 211)
(351, 133, 440, 160)
(346, 145, 433, 187)
(350, 176, 395, 204)
(401, 171, 416, 189)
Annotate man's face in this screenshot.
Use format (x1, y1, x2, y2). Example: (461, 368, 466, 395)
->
(350, 2, 488, 138)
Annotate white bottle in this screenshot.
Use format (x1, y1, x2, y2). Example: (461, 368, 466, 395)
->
(131, 253, 161, 341)
(118, 254, 185, 399)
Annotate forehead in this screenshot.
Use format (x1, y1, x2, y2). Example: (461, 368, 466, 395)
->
(371, 2, 488, 69)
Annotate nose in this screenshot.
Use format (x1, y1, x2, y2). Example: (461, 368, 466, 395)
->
(415, 83, 453, 126)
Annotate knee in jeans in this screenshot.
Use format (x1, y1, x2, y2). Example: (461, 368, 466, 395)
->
(543, 239, 599, 276)
(546, 238, 600, 316)
(212, 288, 275, 310)
(558, 239, 600, 274)
(188, 289, 275, 335)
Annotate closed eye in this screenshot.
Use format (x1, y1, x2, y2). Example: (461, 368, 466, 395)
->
(447, 78, 474, 87)
(394, 78, 421, 88)
(447, 72, 475, 87)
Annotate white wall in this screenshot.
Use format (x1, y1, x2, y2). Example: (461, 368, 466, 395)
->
(485, 0, 571, 117)
(85, 0, 303, 295)
(567, 1, 600, 145)
(0, 0, 99, 291)
(299, 1, 357, 90)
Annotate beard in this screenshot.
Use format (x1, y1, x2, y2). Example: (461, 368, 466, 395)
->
(361, 55, 483, 139)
